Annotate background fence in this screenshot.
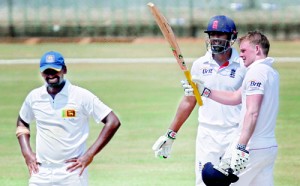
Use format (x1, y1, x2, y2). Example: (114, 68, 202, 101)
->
(0, 0, 299, 40)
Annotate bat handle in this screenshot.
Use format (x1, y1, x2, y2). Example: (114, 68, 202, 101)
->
(184, 71, 203, 106)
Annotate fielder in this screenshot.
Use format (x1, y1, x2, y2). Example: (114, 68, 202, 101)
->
(152, 15, 246, 186)
(16, 51, 121, 186)
(196, 31, 279, 185)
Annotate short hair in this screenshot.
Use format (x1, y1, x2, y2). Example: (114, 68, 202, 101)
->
(238, 31, 270, 56)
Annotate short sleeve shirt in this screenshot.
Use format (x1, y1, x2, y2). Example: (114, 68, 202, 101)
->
(19, 80, 112, 163)
(191, 48, 246, 127)
(240, 57, 279, 148)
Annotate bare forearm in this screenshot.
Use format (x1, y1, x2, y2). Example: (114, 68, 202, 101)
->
(16, 118, 40, 175)
(239, 94, 263, 145)
(210, 89, 242, 105)
(169, 96, 196, 132)
(85, 113, 120, 158)
(18, 134, 33, 156)
(16, 117, 33, 157)
(239, 111, 258, 145)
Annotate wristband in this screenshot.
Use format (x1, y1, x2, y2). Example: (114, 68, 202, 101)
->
(166, 129, 177, 140)
(236, 144, 249, 153)
(202, 88, 211, 98)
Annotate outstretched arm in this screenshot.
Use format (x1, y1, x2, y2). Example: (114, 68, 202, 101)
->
(209, 88, 242, 105)
(66, 111, 121, 175)
(16, 116, 39, 175)
(191, 75, 242, 105)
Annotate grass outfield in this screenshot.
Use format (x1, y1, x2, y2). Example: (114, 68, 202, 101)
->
(0, 41, 300, 185)
(0, 39, 300, 59)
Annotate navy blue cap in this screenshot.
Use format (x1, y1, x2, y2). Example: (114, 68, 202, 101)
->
(40, 51, 65, 72)
(202, 162, 239, 186)
(204, 15, 238, 40)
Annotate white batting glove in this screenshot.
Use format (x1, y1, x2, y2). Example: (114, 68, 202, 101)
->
(181, 76, 211, 97)
(192, 75, 211, 98)
(181, 80, 194, 96)
(152, 129, 177, 159)
(230, 144, 250, 174)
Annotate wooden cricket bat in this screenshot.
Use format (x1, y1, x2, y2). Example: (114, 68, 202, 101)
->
(147, 2, 203, 106)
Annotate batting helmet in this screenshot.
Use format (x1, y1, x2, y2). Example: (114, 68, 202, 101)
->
(204, 15, 238, 40)
(202, 162, 239, 186)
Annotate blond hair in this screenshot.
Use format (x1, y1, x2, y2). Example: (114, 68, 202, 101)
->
(238, 31, 270, 56)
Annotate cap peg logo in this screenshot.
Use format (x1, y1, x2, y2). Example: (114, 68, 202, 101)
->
(46, 55, 55, 63)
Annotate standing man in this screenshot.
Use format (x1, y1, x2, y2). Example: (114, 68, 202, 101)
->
(152, 15, 246, 185)
(16, 51, 121, 186)
(199, 31, 279, 185)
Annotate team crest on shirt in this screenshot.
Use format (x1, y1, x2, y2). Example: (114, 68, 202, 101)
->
(230, 69, 236, 78)
(248, 80, 262, 90)
(62, 109, 76, 118)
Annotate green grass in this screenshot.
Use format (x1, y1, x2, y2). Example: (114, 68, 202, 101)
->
(0, 39, 299, 59)
(0, 41, 300, 186)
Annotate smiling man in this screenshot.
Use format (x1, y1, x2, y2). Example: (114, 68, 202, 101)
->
(16, 51, 121, 186)
(193, 31, 279, 186)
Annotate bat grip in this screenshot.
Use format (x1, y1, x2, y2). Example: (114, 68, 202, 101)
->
(184, 71, 203, 106)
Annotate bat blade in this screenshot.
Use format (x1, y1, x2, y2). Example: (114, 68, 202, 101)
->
(147, 2, 203, 106)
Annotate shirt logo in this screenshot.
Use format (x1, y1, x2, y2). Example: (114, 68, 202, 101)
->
(230, 69, 236, 78)
(62, 109, 76, 118)
(248, 80, 262, 90)
(202, 68, 213, 76)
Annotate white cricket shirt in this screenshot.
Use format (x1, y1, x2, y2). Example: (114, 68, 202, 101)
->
(240, 57, 279, 149)
(191, 49, 246, 127)
(19, 80, 112, 164)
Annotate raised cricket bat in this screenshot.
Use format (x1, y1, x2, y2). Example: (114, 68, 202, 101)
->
(147, 2, 203, 106)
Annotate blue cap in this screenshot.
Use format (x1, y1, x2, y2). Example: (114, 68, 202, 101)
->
(40, 51, 65, 72)
(202, 162, 239, 186)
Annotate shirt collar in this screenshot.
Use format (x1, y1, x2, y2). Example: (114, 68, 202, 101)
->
(247, 57, 274, 69)
(203, 48, 241, 66)
(42, 79, 71, 96)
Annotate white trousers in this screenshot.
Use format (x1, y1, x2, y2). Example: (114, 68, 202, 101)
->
(195, 123, 238, 186)
(232, 146, 278, 186)
(29, 161, 88, 186)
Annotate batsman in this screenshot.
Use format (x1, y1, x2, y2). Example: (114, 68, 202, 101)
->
(152, 15, 246, 186)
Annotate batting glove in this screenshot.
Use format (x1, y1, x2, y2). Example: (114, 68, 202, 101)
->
(192, 75, 211, 98)
(230, 144, 250, 174)
(152, 129, 176, 159)
(181, 80, 194, 96)
(181, 76, 211, 97)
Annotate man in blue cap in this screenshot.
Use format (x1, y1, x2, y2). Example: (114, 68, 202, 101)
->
(39, 51, 68, 93)
(16, 51, 121, 186)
